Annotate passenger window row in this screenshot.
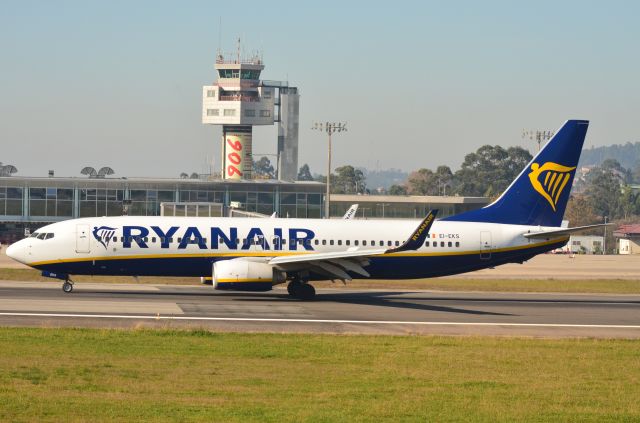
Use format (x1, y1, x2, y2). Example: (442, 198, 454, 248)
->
(424, 241, 461, 248)
(102, 236, 461, 249)
(312, 239, 401, 247)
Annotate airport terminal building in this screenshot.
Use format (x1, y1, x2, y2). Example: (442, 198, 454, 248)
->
(329, 194, 488, 219)
(0, 176, 324, 243)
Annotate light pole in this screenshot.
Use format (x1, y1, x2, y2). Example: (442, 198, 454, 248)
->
(522, 129, 554, 152)
(437, 179, 449, 196)
(603, 216, 608, 255)
(381, 203, 390, 218)
(311, 121, 347, 218)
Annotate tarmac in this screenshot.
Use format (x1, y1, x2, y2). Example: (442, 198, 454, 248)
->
(1, 249, 639, 338)
(0, 280, 639, 338)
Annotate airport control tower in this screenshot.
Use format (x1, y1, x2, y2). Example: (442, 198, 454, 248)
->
(202, 45, 300, 181)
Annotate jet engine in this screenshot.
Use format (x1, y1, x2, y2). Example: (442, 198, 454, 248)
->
(212, 258, 286, 291)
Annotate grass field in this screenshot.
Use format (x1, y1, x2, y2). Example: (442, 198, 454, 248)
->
(0, 328, 639, 422)
(2, 267, 640, 294)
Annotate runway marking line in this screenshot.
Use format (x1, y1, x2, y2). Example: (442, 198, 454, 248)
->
(1, 312, 640, 329)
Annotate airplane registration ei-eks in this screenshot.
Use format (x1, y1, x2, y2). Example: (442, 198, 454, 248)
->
(7, 120, 606, 300)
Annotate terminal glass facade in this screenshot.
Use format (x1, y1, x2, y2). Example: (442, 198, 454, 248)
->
(329, 196, 489, 219)
(0, 187, 23, 217)
(0, 177, 324, 243)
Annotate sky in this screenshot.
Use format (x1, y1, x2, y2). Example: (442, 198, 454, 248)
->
(1, 0, 639, 178)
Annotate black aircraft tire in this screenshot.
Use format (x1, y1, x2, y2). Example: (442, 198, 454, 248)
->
(62, 282, 73, 293)
(287, 280, 302, 296)
(297, 283, 316, 300)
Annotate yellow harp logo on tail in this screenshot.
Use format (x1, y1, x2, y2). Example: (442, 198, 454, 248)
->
(528, 162, 576, 211)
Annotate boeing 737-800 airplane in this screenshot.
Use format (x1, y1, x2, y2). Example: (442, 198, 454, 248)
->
(7, 120, 605, 299)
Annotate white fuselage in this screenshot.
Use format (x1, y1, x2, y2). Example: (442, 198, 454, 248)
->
(7, 216, 566, 280)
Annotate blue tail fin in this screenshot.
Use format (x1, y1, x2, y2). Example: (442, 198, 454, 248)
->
(443, 119, 589, 226)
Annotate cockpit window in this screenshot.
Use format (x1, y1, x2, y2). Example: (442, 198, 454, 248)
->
(31, 232, 54, 240)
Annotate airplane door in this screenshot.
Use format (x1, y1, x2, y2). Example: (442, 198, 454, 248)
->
(480, 231, 491, 260)
(273, 235, 282, 251)
(254, 234, 269, 252)
(250, 235, 260, 252)
(76, 224, 91, 253)
(245, 234, 263, 252)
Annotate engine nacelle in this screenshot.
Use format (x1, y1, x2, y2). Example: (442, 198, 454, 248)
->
(212, 258, 285, 291)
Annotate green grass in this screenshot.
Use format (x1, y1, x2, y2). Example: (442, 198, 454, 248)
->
(0, 328, 639, 422)
(2, 268, 640, 294)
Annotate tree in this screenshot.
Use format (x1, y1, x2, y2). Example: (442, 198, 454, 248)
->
(633, 164, 640, 184)
(435, 165, 454, 195)
(406, 168, 438, 195)
(297, 164, 314, 181)
(601, 158, 632, 184)
(619, 186, 640, 219)
(332, 165, 366, 194)
(387, 184, 408, 195)
(454, 145, 532, 196)
(564, 194, 600, 227)
(584, 168, 622, 219)
(253, 156, 275, 179)
(407, 168, 435, 195)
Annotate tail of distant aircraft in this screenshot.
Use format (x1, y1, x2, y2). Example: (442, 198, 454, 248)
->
(443, 119, 589, 227)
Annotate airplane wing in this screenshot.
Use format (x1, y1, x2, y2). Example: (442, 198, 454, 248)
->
(269, 210, 438, 280)
(523, 223, 613, 239)
(342, 204, 359, 219)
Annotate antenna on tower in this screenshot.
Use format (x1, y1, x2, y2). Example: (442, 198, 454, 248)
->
(217, 16, 222, 56)
(236, 37, 241, 64)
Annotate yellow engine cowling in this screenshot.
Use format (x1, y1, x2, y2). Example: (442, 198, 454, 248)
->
(212, 258, 286, 291)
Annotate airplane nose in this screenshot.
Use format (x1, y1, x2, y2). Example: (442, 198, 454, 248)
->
(6, 241, 26, 264)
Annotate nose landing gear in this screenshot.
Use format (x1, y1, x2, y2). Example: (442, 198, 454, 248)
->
(41, 271, 74, 293)
(62, 280, 74, 293)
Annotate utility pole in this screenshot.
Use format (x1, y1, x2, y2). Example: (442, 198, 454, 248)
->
(311, 121, 347, 218)
(522, 129, 554, 152)
(603, 216, 608, 255)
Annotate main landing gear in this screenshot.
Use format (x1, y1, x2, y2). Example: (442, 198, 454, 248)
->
(287, 279, 316, 300)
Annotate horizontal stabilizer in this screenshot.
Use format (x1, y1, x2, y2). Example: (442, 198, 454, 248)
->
(523, 223, 614, 239)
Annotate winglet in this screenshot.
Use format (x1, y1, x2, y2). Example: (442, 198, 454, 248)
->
(386, 210, 438, 253)
(343, 204, 359, 219)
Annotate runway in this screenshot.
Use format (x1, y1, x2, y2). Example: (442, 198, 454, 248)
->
(0, 280, 639, 338)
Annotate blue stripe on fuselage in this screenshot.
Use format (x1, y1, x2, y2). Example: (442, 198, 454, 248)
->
(33, 241, 565, 280)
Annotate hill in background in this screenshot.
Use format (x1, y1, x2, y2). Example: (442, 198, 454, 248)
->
(579, 142, 640, 170)
(359, 168, 408, 191)
(349, 142, 640, 192)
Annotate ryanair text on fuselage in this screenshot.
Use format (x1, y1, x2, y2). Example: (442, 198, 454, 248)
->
(98, 225, 316, 251)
